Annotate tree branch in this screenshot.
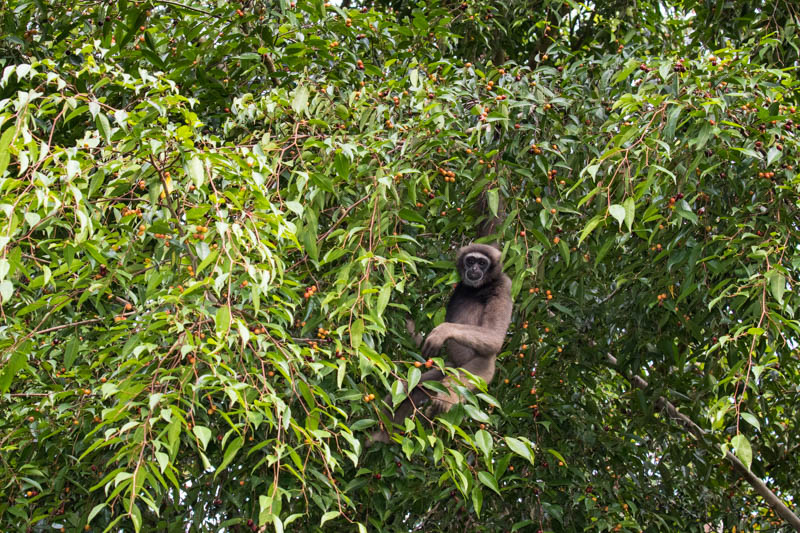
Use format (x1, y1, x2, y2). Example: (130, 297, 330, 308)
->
(606, 354, 800, 531)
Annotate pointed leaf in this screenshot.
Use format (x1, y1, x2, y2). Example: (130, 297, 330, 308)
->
(487, 188, 499, 217)
(292, 85, 309, 115)
(478, 470, 500, 495)
(766, 270, 786, 305)
(731, 434, 753, 471)
(609, 204, 625, 228)
(623, 197, 635, 231)
(187, 157, 205, 188)
(407, 366, 421, 392)
(192, 425, 212, 451)
(215, 305, 231, 338)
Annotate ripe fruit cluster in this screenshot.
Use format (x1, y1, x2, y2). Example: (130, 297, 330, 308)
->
(667, 192, 684, 206)
(303, 285, 318, 299)
(363, 393, 376, 402)
(193, 224, 208, 240)
(438, 167, 456, 182)
(316, 327, 330, 339)
(413, 359, 434, 369)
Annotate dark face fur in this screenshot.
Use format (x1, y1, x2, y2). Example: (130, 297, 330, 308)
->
(457, 244, 501, 289)
(462, 252, 491, 287)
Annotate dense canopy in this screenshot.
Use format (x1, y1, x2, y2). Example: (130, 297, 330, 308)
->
(1, 0, 798, 531)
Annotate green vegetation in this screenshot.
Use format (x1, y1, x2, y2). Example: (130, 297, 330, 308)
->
(1, 0, 798, 531)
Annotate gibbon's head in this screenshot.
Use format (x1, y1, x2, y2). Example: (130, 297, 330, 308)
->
(456, 244, 502, 288)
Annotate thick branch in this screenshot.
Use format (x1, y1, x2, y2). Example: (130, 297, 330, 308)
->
(606, 354, 800, 531)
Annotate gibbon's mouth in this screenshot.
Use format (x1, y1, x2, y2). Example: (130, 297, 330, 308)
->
(467, 271, 482, 281)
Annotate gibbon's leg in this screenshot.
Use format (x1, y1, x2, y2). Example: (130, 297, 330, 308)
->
(425, 356, 496, 415)
(367, 369, 443, 445)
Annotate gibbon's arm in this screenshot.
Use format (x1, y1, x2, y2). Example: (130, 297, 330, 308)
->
(422, 322, 508, 358)
(422, 293, 512, 358)
(422, 281, 513, 357)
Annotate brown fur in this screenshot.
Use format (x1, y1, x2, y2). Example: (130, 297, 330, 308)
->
(368, 244, 512, 445)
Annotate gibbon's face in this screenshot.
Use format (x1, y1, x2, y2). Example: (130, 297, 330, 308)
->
(462, 252, 491, 288)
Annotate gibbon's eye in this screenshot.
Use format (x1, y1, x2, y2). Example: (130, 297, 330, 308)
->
(466, 257, 475, 266)
(478, 259, 488, 268)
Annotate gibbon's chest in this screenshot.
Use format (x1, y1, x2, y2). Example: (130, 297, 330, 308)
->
(445, 285, 491, 326)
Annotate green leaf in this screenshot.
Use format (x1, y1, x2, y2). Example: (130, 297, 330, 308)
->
(187, 157, 205, 188)
(477, 470, 500, 495)
(407, 366, 421, 392)
(609, 204, 625, 228)
(377, 284, 391, 316)
(0, 351, 25, 393)
(24, 212, 41, 228)
(546, 448, 567, 465)
(391, 379, 406, 407)
(292, 85, 309, 115)
(578, 215, 603, 245)
(623, 197, 635, 231)
(675, 200, 697, 224)
(766, 270, 786, 305)
(740, 412, 760, 431)
(613, 57, 640, 84)
(259, 495, 273, 526)
(475, 429, 493, 459)
(320, 511, 339, 526)
(334, 152, 350, 178)
(766, 146, 781, 166)
(504, 436, 534, 465)
(0, 126, 15, 177)
(730, 435, 753, 471)
(350, 319, 364, 349)
(155, 451, 169, 473)
(130, 503, 142, 533)
(463, 404, 490, 423)
(215, 305, 231, 338)
(471, 485, 483, 518)
(64, 337, 79, 370)
(96, 113, 112, 142)
(192, 425, 212, 451)
(87, 503, 106, 523)
(487, 188, 499, 217)
(0, 279, 13, 303)
(216, 436, 243, 476)
(399, 208, 426, 224)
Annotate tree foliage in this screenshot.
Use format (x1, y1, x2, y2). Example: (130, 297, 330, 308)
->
(1, 0, 799, 531)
